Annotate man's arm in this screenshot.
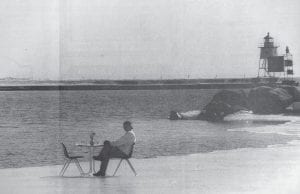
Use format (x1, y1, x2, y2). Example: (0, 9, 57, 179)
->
(111, 132, 135, 147)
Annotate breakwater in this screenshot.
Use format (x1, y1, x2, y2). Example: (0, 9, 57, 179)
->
(0, 83, 263, 91)
(0, 77, 291, 91)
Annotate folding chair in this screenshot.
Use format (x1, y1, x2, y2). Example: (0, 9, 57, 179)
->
(59, 143, 84, 176)
(112, 143, 137, 176)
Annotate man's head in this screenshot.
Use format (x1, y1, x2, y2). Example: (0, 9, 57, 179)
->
(123, 121, 133, 131)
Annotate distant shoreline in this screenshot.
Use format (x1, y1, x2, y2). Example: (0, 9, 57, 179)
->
(0, 83, 274, 91)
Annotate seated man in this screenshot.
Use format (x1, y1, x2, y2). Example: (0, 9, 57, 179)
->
(93, 121, 136, 177)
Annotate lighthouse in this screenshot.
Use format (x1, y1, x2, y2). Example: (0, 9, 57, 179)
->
(258, 32, 294, 80)
(258, 32, 279, 77)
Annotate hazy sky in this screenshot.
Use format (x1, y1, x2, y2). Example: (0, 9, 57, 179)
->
(1, 0, 300, 80)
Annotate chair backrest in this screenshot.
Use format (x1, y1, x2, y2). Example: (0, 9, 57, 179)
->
(61, 143, 70, 159)
(127, 143, 135, 158)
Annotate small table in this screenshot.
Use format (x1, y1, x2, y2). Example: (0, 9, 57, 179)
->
(76, 143, 103, 175)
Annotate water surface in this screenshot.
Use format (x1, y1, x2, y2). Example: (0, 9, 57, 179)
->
(0, 90, 298, 168)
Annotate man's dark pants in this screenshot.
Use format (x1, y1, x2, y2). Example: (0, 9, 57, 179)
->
(95, 140, 127, 175)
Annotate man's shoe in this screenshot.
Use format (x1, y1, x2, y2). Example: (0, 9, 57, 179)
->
(93, 171, 105, 177)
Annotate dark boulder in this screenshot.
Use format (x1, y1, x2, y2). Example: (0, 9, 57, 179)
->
(169, 111, 181, 120)
(169, 87, 297, 122)
(210, 90, 249, 110)
(169, 90, 249, 121)
(279, 85, 300, 101)
(248, 86, 293, 114)
(200, 101, 235, 122)
(198, 90, 249, 121)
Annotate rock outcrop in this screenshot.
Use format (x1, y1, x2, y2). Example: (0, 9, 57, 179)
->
(248, 86, 293, 114)
(210, 89, 249, 111)
(279, 85, 300, 102)
(169, 86, 299, 122)
(199, 90, 248, 121)
(170, 89, 248, 121)
(199, 101, 234, 122)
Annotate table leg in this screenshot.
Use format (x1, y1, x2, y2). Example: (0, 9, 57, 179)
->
(78, 145, 102, 176)
(81, 147, 93, 176)
(91, 147, 97, 173)
(88, 147, 93, 173)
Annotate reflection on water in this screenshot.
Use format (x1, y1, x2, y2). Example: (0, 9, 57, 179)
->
(0, 90, 298, 168)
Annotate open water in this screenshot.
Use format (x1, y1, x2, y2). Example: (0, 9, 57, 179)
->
(0, 89, 299, 168)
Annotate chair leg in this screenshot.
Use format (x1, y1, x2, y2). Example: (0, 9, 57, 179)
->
(126, 159, 137, 176)
(60, 160, 71, 176)
(74, 159, 84, 175)
(113, 159, 123, 176)
(59, 161, 68, 176)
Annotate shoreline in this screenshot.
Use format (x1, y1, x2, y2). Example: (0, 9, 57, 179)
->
(1, 132, 297, 170)
(1, 144, 300, 193)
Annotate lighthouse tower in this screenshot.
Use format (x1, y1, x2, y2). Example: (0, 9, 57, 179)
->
(284, 46, 294, 80)
(258, 32, 279, 77)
